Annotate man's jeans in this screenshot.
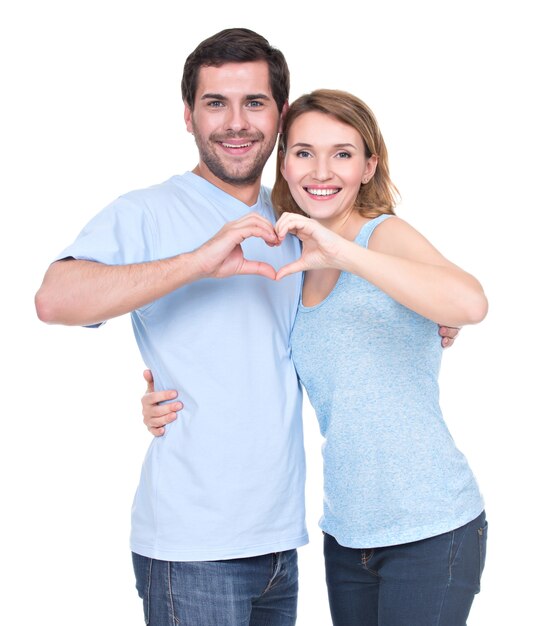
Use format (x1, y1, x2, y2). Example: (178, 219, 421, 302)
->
(324, 511, 487, 626)
(132, 549, 298, 626)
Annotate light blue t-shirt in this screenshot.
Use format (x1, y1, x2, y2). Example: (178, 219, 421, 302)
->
(291, 214, 484, 548)
(57, 172, 308, 561)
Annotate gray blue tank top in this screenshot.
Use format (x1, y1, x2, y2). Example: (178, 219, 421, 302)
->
(291, 214, 484, 548)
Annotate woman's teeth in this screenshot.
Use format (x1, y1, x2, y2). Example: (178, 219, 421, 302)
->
(305, 188, 340, 196)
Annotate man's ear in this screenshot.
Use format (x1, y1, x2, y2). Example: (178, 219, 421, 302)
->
(278, 101, 289, 133)
(184, 102, 193, 133)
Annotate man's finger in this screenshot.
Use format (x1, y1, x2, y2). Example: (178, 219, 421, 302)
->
(143, 369, 154, 394)
(148, 426, 166, 437)
(439, 326, 460, 339)
(238, 260, 277, 280)
(142, 390, 178, 408)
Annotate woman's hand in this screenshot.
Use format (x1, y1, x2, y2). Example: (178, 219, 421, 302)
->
(274, 213, 346, 279)
(141, 369, 182, 436)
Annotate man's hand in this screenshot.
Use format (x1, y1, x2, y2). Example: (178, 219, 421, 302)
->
(142, 369, 181, 436)
(439, 325, 460, 348)
(194, 212, 279, 280)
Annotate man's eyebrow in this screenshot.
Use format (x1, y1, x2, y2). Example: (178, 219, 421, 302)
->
(200, 93, 272, 101)
(245, 94, 271, 101)
(201, 93, 226, 101)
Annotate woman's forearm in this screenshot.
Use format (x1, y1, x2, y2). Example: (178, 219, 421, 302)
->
(337, 240, 488, 327)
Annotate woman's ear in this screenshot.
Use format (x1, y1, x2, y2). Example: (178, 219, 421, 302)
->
(279, 149, 287, 177)
(364, 154, 379, 182)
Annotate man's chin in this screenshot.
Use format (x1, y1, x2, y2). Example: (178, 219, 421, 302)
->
(205, 161, 265, 187)
(220, 172, 262, 187)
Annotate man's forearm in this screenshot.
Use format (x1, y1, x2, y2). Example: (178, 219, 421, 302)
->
(35, 253, 203, 326)
(36, 211, 280, 326)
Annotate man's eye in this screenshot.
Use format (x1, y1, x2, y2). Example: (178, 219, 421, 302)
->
(247, 101, 264, 108)
(208, 101, 224, 107)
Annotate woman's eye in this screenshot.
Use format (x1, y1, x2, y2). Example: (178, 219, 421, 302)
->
(296, 150, 311, 158)
(336, 151, 351, 158)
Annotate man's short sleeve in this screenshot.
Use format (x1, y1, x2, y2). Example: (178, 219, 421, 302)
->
(55, 194, 157, 265)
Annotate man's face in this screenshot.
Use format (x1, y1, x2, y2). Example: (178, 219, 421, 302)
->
(185, 61, 282, 190)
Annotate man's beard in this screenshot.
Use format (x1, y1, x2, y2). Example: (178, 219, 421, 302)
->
(192, 128, 276, 187)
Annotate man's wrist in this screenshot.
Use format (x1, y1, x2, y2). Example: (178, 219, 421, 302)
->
(182, 247, 212, 282)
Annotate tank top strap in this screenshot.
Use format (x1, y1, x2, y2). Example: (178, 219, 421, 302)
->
(356, 214, 395, 248)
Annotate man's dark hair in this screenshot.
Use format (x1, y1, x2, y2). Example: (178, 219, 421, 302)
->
(181, 28, 290, 113)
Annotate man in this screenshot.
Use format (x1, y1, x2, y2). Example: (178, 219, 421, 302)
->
(36, 28, 305, 626)
(35, 28, 458, 625)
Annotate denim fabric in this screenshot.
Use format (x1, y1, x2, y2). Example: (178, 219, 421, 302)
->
(132, 549, 298, 626)
(324, 511, 487, 626)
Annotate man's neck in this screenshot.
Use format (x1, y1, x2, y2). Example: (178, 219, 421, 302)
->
(192, 165, 262, 207)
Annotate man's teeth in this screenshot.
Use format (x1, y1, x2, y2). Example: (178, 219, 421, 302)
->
(306, 188, 339, 196)
(222, 142, 252, 148)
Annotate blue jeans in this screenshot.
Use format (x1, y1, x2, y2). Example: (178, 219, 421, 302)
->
(132, 549, 298, 626)
(324, 511, 487, 626)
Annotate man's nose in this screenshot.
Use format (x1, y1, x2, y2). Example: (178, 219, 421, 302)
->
(225, 106, 250, 132)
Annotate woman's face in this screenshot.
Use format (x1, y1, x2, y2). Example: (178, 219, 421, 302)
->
(281, 111, 377, 227)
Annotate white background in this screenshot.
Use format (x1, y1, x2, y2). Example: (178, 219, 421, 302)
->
(1, 1, 537, 624)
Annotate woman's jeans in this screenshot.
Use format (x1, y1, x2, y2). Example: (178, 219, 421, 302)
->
(324, 511, 487, 626)
(132, 549, 298, 626)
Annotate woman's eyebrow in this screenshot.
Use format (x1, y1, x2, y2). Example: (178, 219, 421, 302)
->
(289, 142, 358, 149)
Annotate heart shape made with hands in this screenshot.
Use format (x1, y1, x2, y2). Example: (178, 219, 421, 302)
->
(215, 211, 326, 282)
(237, 237, 302, 281)
(251, 212, 333, 280)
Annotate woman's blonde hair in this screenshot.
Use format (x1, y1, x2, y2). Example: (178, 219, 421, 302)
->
(272, 89, 400, 218)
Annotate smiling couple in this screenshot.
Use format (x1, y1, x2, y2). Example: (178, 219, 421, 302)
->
(36, 27, 487, 626)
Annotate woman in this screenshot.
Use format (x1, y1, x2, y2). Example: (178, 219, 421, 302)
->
(143, 90, 488, 625)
